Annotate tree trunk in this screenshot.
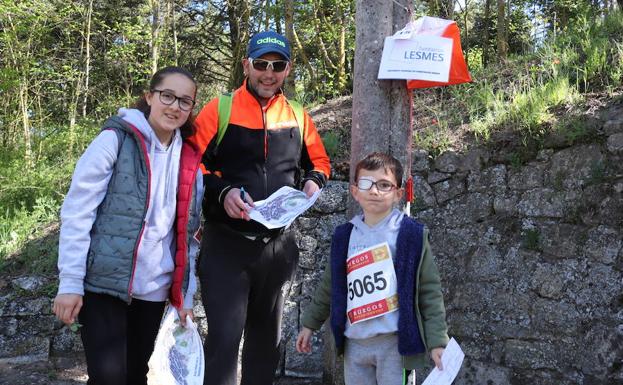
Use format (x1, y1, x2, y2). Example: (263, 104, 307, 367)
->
(349, 0, 412, 208)
(69, 0, 93, 152)
(505, 0, 510, 52)
(18, 81, 33, 166)
(442, 0, 454, 19)
(82, 0, 93, 118)
(227, 0, 249, 90)
(311, 2, 336, 71)
(465, 0, 469, 66)
(284, 0, 295, 97)
(169, 0, 179, 66)
(5, 13, 33, 165)
(496, 0, 507, 61)
(68, 77, 81, 154)
(483, 0, 491, 67)
(292, 26, 318, 97)
(430, 0, 455, 18)
(150, 0, 161, 74)
(264, 0, 271, 30)
(457, 0, 470, 66)
(335, 13, 347, 94)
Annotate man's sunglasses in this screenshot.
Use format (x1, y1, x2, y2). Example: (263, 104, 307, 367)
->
(250, 58, 289, 73)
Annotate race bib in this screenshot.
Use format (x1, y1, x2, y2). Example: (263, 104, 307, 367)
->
(346, 242, 399, 325)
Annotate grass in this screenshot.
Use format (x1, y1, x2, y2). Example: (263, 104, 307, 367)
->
(413, 10, 623, 156)
(0, 124, 95, 275)
(0, 197, 60, 275)
(554, 115, 591, 145)
(413, 124, 453, 158)
(508, 152, 523, 170)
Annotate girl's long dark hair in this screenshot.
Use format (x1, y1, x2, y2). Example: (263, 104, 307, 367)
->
(133, 66, 197, 139)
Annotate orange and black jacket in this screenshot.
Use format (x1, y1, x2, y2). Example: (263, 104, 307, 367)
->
(190, 80, 331, 235)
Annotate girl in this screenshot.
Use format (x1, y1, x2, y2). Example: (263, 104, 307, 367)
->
(53, 66, 204, 385)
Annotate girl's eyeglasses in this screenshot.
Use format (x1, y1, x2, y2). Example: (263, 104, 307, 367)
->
(151, 89, 195, 111)
(355, 179, 396, 192)
(249, 58, 289, 73)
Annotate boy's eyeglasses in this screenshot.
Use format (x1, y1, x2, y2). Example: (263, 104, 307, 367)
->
(151, 89, 195, 111)
(249, 58, 289, 73)
(356, 179, 396, 192)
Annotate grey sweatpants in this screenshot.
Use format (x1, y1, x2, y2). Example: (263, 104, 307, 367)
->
(344, 333, 413, 385)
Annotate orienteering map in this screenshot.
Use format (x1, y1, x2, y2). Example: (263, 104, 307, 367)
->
(249, 186, 321, 229)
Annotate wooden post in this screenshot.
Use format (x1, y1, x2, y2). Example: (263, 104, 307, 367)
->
(348, 0, 413, 218)
(323, 0, 413, 383)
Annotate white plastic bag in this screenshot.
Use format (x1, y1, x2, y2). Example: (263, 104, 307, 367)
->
(147, 306, 205, 385)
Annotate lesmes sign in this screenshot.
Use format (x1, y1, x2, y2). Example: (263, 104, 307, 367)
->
(378, 34, 453, 82)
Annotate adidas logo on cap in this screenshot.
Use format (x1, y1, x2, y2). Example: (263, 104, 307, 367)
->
(256, 37, 286, 48)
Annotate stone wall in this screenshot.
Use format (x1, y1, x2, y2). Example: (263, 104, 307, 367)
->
(284, 113, 623, 383)
(410, 140, 623, 384)
(1, 111, 623, 385)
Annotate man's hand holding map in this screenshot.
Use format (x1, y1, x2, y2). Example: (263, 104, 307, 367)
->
(248, 186, 322, 229)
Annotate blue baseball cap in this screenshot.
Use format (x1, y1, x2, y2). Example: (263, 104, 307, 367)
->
(247, 31, 291, 61)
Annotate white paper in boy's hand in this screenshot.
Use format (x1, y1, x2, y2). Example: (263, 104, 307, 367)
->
(422, 338, 464, 385)
(248, 186, 321, 229)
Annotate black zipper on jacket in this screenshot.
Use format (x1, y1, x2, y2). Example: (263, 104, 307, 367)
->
(247, 82, 278, 199)
(261, 106, 268, 198)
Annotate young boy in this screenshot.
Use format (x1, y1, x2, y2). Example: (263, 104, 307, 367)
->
(296, 152, 449, 385)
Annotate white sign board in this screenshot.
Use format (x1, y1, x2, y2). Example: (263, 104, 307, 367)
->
(378, 34, 453, 82)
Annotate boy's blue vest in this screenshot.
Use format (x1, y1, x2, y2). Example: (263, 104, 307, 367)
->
(329, 216, 427, 355)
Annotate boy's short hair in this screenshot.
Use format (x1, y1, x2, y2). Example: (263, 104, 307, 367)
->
(354, 152, 404, 188)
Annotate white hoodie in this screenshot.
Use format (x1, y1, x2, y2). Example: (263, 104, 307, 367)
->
(57, 108, 200, 309)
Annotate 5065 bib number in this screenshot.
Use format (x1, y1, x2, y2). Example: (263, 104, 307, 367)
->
(348, 271, 387, 300)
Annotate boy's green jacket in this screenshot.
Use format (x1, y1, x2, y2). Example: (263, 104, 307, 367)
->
(301, 226, 449, 370)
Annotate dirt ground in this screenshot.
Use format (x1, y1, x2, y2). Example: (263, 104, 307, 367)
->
(0, 358, 321, 385)
(0, 358, 87, 385)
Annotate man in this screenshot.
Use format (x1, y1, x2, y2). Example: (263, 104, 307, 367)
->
(190, 31, 330, 385)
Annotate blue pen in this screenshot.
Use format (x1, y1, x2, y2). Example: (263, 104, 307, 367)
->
(240, 187, 246, 215)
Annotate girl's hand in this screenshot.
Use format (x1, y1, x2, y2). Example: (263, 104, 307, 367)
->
(53, 294, 83, 326)
(177, 308, 194, 327)
(296, 327, 313, 353)
(431, 347, 445, 370)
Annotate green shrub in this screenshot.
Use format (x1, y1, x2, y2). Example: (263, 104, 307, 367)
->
(0, 196, 59, 265)
(0, 119, 100, 271)
(321, 131, 340, 159)
(413, 10, 623, 155)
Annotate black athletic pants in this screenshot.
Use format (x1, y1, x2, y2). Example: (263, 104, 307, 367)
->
(79, 291, 166, 385)
(199, 224, 299, 385)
